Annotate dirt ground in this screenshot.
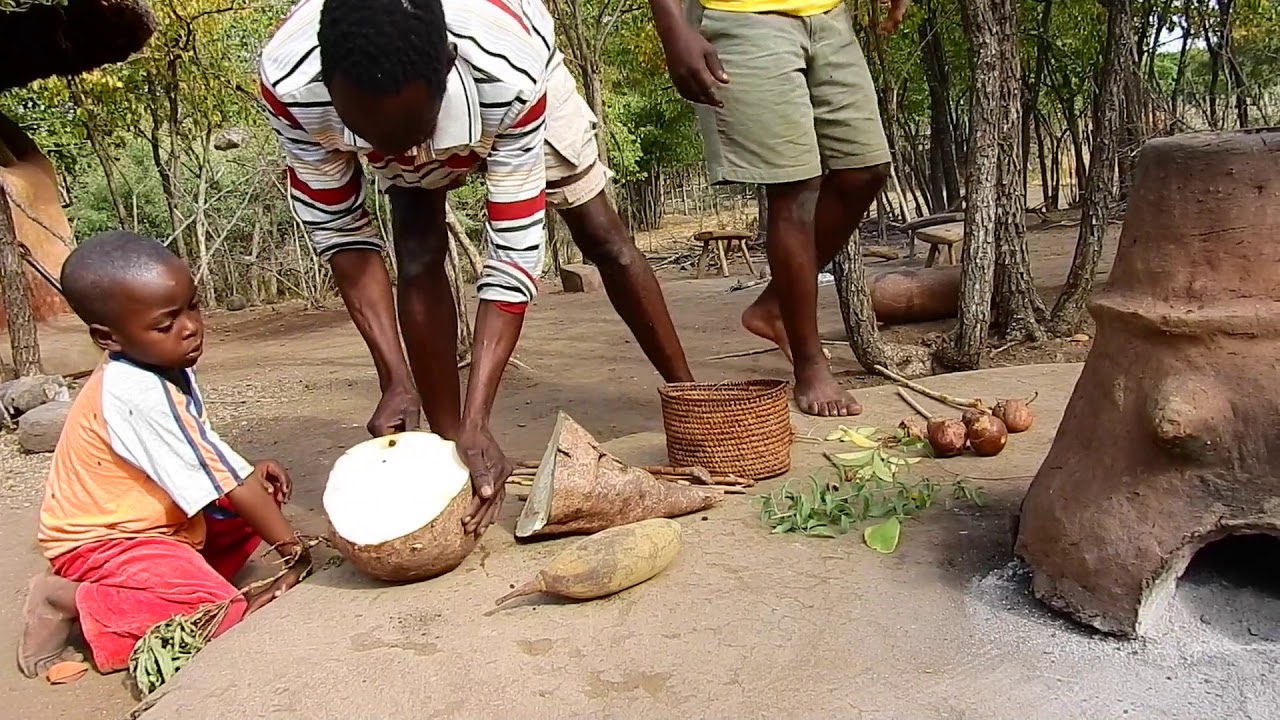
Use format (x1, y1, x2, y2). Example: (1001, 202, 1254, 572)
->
(0, 216, 1117, 719)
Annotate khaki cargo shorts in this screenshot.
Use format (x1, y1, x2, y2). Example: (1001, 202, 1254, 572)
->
(543, 61, 612, 209)
(687, 1, 891, 185)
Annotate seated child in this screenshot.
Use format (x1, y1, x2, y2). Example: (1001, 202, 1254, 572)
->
(17, 231, 311, 679)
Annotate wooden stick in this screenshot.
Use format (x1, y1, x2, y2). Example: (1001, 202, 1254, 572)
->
(872, 364, 982, 410)
(703, 346, 778, 361)
(896, 387, 934, 420)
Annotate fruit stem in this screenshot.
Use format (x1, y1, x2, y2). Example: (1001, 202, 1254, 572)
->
(494, 579, 542, 607)
(896, 388, 934, 420)
(875, 365, 982, 410)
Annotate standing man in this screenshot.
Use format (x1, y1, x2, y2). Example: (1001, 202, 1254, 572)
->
(646, 0, 909, 417)
(260, 0, 694, 536)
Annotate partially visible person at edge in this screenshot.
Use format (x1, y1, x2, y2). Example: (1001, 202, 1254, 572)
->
(17, 231, 308, 680)
(259, 0, 694, 537)
(646, 0, 910, 416)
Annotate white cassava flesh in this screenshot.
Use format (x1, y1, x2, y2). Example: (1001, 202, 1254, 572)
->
(324, 432, 476, 583)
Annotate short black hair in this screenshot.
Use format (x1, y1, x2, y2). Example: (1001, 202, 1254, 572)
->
(318, 0, 451, 99)
(61, 231, 185, 326)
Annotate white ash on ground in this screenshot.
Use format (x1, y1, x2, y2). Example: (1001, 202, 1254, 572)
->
(965, 559, 1280, 718)
(0, 433, 50, 510)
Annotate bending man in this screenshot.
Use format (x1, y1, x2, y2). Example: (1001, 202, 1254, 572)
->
(260, 0, 693, 535)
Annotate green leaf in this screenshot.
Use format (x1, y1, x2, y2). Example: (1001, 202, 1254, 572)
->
(833, 449, 876, 466)
(864, 517, 902, 553)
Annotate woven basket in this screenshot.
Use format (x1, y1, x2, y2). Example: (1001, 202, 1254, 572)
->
(658, 379, 793, 480)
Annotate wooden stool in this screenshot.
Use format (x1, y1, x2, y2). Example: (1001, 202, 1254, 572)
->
(695, 229, 757, 278)
(916, 222, 963, 268)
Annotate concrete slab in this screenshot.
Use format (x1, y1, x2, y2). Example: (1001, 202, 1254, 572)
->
(134, 364, 1279, 720)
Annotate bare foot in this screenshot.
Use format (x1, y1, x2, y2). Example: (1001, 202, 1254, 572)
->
(18, 573, 80, 679)
(794, 363, 863, 417)
(741, 298, 792, 363)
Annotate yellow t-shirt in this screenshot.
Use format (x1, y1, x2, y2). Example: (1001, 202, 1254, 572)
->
(700, 0, 841, 17)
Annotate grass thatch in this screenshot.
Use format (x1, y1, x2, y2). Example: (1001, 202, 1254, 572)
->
(0, 0, 155, 91)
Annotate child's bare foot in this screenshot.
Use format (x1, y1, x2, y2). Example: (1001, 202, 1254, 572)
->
(794, 362, 862, 417)
(742, 297, 793, 363)
(18, 573, 81, 679)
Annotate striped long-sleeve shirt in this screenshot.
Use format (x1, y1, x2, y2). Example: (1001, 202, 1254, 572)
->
(259, 0, 559, 305)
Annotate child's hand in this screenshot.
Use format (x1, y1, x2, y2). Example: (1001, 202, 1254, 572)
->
(880, 0, 911, 35)
(246, 551, 311, 614)
(254, 460, 292, 503)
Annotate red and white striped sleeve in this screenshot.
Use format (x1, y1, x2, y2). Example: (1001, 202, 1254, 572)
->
(475, 94, 548, 307)
(259, 79, 384, 259)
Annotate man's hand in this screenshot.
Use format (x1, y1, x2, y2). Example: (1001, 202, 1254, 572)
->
(663, 27, 729, 106)
(455, 423, 511, 536)
(368, 380, 422, 437)
(254, 460, 292, 504)
(880, 0, 911, 34)
(246, 551, 311, 614)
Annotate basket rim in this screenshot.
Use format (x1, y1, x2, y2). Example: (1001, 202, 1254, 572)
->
(658, 378, 791, 400)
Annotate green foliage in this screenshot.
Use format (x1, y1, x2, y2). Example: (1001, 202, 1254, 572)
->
(758, 427, 986, 551)
(0, 0, 66, 10)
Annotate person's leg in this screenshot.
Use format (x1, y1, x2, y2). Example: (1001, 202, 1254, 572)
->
(692, 4, 817, 369)
(744, 4, 892, 361)
(692, 7, 858, 414)
(539, 63, 694, 383)
(17, 572, 80, 678)
(41, 537, 245, 674)
(388, 186, 462, 439)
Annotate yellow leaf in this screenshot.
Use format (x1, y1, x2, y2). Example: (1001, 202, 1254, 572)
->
(825, 427, 849, 442)
(845, 431, 880, 449)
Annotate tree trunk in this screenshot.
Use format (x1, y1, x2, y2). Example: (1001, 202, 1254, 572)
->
(832, 232, 931, 377)
(446, 225, 474, 364)
(754, 185, 767, 246)
(1049, 0, 1130, 336)
(66, 78, 130, 227)
(919, 2, 961, 211)
(1170, 0, 1193, 123)
(934, 0, 1010, 371)
(1021, 0, 1053, 199)
(993, 1, 1048, 342)
(0, 188, 41, 376)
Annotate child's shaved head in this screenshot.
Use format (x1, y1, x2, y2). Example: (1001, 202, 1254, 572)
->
(61, 231, 205, 369)
(62, 231, 185, 327)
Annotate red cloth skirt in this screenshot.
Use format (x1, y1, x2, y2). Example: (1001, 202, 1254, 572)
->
(49, 500, 262, 673)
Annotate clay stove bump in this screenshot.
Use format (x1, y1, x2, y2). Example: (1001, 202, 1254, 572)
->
(1013, 127, 1280, 638)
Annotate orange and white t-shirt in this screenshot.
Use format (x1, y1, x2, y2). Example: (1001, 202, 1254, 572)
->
(37, 355, 253, 559)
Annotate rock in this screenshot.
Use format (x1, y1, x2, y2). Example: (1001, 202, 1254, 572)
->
(559, 264, 603, 294)
(213, 128, 249, 151)
(224, 295, 249, 312)
(3, 374, 69, 416)
(18, 401, 71, 453)
(1013, 130, 1280, 638)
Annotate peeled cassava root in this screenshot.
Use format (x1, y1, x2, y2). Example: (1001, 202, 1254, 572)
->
(324, 432, 477, 583)
(495, 518, 682, 608)
(515, 412, 720, 539)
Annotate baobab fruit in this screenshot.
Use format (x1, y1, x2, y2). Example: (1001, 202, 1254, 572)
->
(993, 398, 1035, 433)
(961, 408, 986, 429)
(967, 414, 1009, 457)
(898, 417, 928, 441)
(927, 418, 968, 458)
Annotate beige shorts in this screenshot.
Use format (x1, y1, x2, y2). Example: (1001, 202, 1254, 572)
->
(543, 62, 612, 209)
(688, 2, 891, 185)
